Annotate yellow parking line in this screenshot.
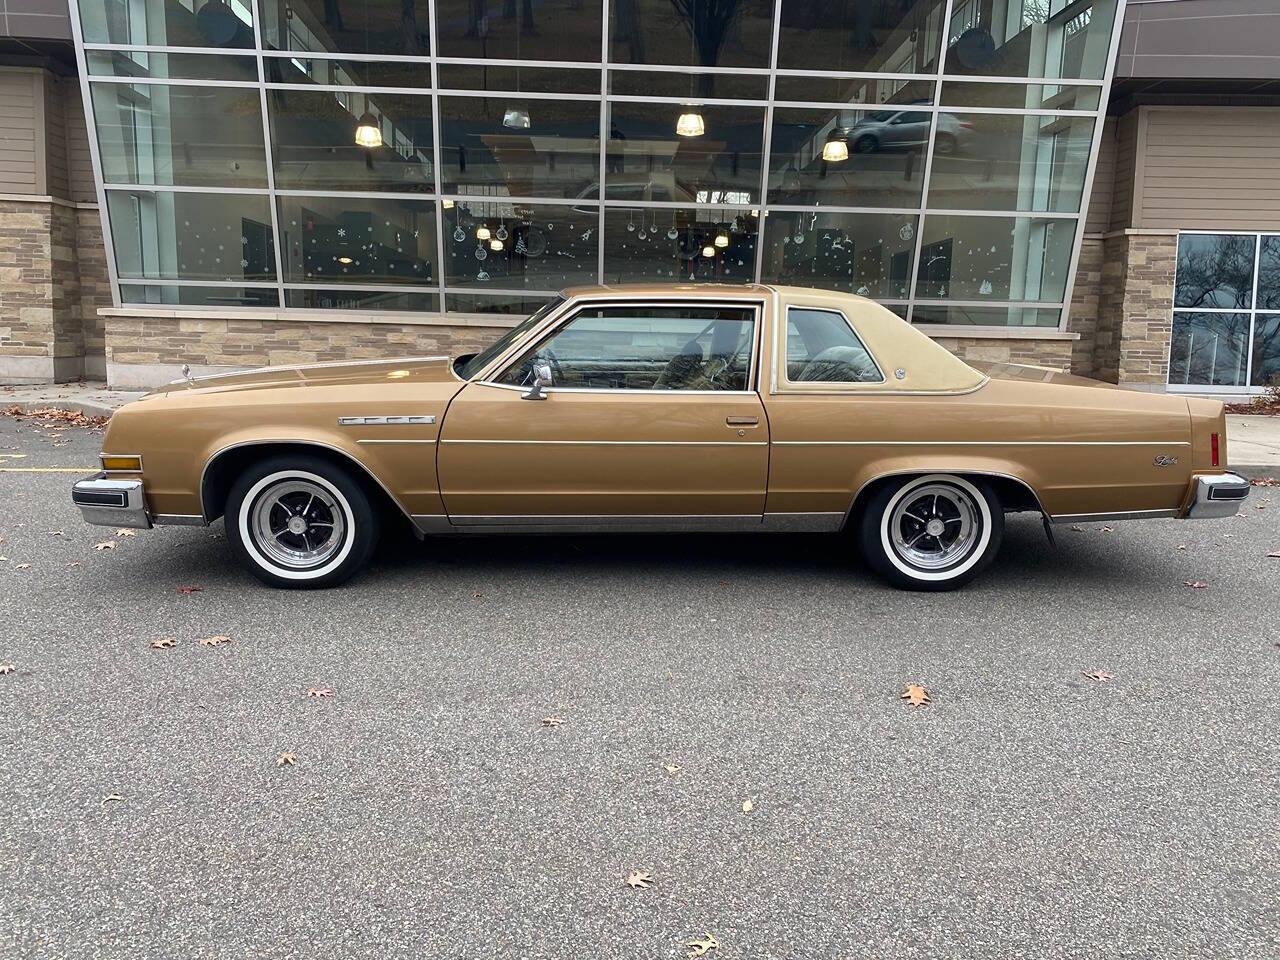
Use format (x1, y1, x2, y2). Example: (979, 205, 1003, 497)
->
(1, 467, 95, 473)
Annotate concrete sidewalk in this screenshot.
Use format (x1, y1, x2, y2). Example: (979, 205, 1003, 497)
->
(2, 382, 1277, 475)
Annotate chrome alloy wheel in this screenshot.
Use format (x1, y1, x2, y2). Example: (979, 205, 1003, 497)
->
(249, 478, 348, 570)
(887, 482, 981, 571)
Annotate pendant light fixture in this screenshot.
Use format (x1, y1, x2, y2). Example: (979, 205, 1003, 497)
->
(490, 238, 504, 251)
(476, 225, 491, 241)
(354, 112, 382, 148)
(714, 231, 729, 248)
(701, 244, 716, 257)
(821, 133, 849, 163)
(675, 107, 705, 138)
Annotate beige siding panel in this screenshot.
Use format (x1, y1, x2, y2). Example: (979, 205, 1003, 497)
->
(1136, 106, 1280, 230)
(44, 74, 69, 200)
(0, 71, 40, 194)
(1085, 116, 1116, 233)
(62, 80, 97, 203)
(1109, 110, 1139, 233)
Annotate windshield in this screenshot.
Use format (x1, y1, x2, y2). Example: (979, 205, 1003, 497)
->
(456, 297, 565, 380)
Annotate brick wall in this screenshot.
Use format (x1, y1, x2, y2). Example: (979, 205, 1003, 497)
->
(1093, 231, 1177, 387)
(104, 314, 513, 388)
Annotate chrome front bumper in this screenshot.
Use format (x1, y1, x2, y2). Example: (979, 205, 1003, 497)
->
(71, 473, 152, 529)
(1183, 472, 1251, 519)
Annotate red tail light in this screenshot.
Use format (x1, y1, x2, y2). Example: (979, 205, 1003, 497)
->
(1211, 432, 1220, 467)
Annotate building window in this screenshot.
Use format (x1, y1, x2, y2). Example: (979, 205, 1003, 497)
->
(73, 0, 1123, 325)
(1169, 233, 1280, 391)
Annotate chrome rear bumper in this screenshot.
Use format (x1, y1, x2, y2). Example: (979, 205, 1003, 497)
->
(71, 473, 152, 529)
(1183, 472, 1250, 519)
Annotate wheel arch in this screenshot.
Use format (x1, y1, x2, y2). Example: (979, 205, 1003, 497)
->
(843, 467, 1047, 530)
(200, 439, 416, 531)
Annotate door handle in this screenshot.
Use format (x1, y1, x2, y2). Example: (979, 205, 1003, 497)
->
(725, 416, 759, 426)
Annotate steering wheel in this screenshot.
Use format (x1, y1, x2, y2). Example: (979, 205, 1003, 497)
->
(544, 349, 564, 383)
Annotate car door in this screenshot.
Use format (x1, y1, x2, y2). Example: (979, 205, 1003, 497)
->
(436, 300, 769, 526)
(885, 111, 931, 149)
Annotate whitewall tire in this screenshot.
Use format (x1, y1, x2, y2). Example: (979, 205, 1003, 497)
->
(857, 474, 1003, 591)
(225, 455, 380, 588)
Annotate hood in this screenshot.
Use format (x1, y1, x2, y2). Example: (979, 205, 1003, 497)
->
(154, 355, 459, 396)
(968, 360, 1120, 390)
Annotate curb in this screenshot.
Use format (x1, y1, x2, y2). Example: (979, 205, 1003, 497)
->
(5, 399, 120, 419)
(1229, 464, 1279, 481)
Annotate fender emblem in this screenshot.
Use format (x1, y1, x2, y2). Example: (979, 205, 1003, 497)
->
(1153, 455, 1178, 467)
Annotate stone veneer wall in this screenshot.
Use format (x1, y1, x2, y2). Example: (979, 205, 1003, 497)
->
(1065, 237, 1103, 378)
(1093, 231, 1178, 388)
(104, 314, 515, 389)
(0, 197, 111, 383)
(103, 311, 1081, 388)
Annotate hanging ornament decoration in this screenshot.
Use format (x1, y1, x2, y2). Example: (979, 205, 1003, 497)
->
(496, 223, 508, 242)
(475, 245, 488, 260)
(514, 233, 528, 254)
(476, 269, 490, 281)
(453, 225, 466, 242)
(899, 223, 914, 242)
(627, 209, 636, 232)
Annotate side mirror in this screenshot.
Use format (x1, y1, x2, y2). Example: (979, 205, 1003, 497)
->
(521, 362, 553, 400)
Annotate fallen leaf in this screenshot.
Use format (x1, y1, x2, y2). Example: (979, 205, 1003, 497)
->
(472, 592, 484, 598)
(1069, 524, 1084, 532)
(46, 530, 63, 537)
(1176, 544, 1187, 551)
(686, 933, 719, 958)
(14, 563, 30, 570)
(306, 687, 334, 698)
(1258, 504, 1267, 510)
(0, 556, 7, 561)
(1268, 551, 1280, 558)
(1184, 580, 1208, 589)
(1100, 526, 1115, 534)
(148, 638, 177, 650)
(0, 664, 15, 675)
(1252, 476, 1278, 486)
(900, 684, 930, 708)
(541, 715, 564, 727)
(115, 529, 136, 537)
(663, 764, 681, 775)
(101, 794, 124, 806)
(199, 635, 230, 647)
(276, 752, 297, 767)
(625, 870, 653, 889)
(94, 541, 116, 551)
(176, 585, 202, 594)
(66, 561, 80, 567)
(1083, 670, 1113, 683)
(741, 798, 753, 814)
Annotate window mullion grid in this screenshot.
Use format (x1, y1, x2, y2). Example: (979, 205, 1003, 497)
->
(1247, 233, 1263, 389)
(904, 0, 954, 325)
(427, 0, 447, 312)
(597, 0, 609, 285)
(249, 0, 286, 309)
(754, 0, 783, 285)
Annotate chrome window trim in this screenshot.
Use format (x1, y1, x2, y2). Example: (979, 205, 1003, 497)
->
(775, 440, 1191, 447)
(777, 305, 886, 389)
(477, 296, 768, 395)
(439, 438, 767, 446)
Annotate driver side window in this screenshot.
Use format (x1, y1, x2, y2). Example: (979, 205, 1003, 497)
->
(496, 305, 757, 391)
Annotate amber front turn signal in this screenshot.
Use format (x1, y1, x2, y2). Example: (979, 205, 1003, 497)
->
(101, 455, 142, 472)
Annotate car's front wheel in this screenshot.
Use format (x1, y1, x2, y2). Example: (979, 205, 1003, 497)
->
(857, 474, 1002, 591)
(225, 454, 379, 588)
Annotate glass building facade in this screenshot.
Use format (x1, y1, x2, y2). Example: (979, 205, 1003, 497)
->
(70, 0, 1123, 326)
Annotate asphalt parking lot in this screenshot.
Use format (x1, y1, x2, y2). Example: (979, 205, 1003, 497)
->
(1, 412, 1277, 960)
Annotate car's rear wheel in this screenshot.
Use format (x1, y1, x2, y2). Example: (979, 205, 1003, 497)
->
(857, 474, 1002, 591)
(225, 454, 379, 588)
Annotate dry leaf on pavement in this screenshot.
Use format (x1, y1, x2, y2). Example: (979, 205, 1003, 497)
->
(199, 635, 230, 647)
(148, 638, 177, 650)
(663, 764, 681, 775)
(900, 684, 930, 707)
(625, 870, 653, 889)
(14, 563, 30, 570)
(46, 530, 63, 537)
(115, 529, 136, 538)
(686, 933, 719, 957)
(1069, 524, 1084, 532)
(306, 687, 334, 698)
(93, 541, 116, 551)
(276, 752, 297, 767)
(741, 798, 754, 813)
(1176, 544, 1187, 551)
(101, 794, 124, 806)
(541, 715, 564, 727)
(1268, 551, 1280, 558)
(1184, 580, 1208, 589)
(0, 664, 15, 675)
(176, 585, 202, 594)
(1083, 670, 1113, 683)
(1100, 526, 1115, 534)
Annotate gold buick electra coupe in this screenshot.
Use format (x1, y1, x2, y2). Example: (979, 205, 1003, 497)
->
(72, 285, 1249, 591)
